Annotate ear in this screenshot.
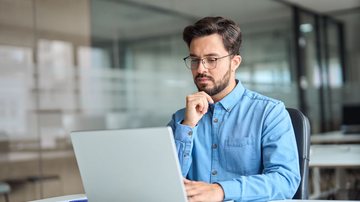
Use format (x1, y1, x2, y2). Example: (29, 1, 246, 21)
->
(231, 55, 242, 71)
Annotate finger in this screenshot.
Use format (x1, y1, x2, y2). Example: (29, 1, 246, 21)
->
(197, 96, 209, 114)
(190, 92, 212, 109)
(185, 182, 207, 196)
(195, 101, 205, 113)
(185, 185, 195, 196)
(186, 186, 201, 197)
(188, 194, 204, 202)
(193, 95, 208, 114)
(184, 182, 196, 194)
(188, 196, 201, 202)
(187, 196, 196, 202)
(183, 178, 192, 184)
(184, 181, 197, 190)
(186, 95, 200, 107)
(201, 97, 208, 114)
(199, 91, 214, 104)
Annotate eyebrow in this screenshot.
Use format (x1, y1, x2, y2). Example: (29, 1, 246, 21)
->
(189, 53, 220, 57)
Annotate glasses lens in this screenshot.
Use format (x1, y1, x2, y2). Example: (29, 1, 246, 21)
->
(184, 57, 197, 69)
(204, 57, 217, 69)
(184, 56, 220, 70)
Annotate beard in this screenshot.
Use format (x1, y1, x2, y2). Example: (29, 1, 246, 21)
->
(194, 66, 231, 96)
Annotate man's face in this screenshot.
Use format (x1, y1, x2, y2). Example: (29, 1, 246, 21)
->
(189, 34, 236, 96)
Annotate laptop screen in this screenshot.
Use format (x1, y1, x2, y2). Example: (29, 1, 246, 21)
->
(343, 105, 360, 125)
(342, 105, 360, 134)
(71, 127, 188, 202)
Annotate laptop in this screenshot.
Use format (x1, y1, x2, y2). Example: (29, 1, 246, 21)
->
(71, 127, 188, 202)
(341, 104, 360, 134)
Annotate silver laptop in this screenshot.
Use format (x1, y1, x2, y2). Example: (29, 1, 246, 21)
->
(71, 127, 188, 202)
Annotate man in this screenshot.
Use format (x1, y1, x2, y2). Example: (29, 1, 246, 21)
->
(168, 16, 300, 202)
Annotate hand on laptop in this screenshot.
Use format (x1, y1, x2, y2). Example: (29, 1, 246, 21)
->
(183, 178, 224, 202)
(182, 92, 214, 128)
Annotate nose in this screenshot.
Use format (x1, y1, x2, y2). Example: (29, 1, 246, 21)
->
(196, 59, 207, 73)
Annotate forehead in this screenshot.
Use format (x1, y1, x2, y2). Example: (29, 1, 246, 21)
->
(189, 34, 227, 56)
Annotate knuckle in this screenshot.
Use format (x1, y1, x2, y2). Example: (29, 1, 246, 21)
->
(186, 95, 193, 102)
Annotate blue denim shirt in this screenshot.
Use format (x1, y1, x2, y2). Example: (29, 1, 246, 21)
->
(168, 81, 300, 201)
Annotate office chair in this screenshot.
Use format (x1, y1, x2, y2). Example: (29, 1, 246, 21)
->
(0, 181, 10, 202)
(286, 108, 311, 199)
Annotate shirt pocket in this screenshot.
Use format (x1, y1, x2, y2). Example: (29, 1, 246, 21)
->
(220, 137, 259, 175)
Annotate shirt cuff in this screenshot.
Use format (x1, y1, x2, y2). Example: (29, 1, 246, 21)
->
(174, 120, 198, 143)
(217, 180, 241, 201)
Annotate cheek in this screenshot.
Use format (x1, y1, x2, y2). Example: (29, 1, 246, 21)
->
(213, 69, 226, 79)
(191, 70, 197, 78)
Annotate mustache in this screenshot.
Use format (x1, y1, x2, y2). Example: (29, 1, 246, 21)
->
(195, 74, 214, 81)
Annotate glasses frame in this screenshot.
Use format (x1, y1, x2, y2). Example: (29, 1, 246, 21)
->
(183, 54, 233, 70)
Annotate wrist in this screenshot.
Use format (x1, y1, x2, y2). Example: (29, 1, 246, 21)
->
(181, 120, 197, 128)
(213, 183, 225, 200)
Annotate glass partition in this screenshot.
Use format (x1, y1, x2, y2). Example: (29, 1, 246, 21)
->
(298, 12, 323, 133)
(239, 15, 297, 108)
(0, 0, 349, 200)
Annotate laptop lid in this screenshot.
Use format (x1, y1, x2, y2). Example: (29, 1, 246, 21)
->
(71, 127, 187, 202)
(342, 104, 360, 134)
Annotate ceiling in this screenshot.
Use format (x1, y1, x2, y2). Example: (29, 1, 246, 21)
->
(280, 0, 360, 13)
(91, 0, 360, 40)
(0, 0, 358, 42)
(91, 0, 293, 40)
(118, 0, 360, 17)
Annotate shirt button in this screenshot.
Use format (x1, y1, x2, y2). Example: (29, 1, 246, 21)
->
(188, 131, 193, 136)
(212, 144, 218, 149)
(211, 170, 217, 175)
(213, 118, 218, 123)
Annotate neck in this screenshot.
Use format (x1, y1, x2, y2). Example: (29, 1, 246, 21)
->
(211, 79, 237, 103)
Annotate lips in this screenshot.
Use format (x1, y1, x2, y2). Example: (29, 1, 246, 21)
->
(197, 77, 210, 82)
(196, 74, 212, 82)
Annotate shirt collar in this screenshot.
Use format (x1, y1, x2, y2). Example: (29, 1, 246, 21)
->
(218, 79, 245, 112)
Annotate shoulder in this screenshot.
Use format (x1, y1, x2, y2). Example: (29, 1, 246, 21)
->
(242, 88, 282, 106)
(243, 88, 285, 110)
(241, 88, 287, 118)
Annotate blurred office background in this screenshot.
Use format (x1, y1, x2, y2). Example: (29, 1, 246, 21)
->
(0, 0, 359, 201)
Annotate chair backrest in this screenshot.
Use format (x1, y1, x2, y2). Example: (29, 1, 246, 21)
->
(0, 181, 10, 202)
(286, 108, 311, 199)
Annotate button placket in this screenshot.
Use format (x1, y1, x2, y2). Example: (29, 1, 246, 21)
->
(188, 131, 193, 137)
(210, 104, 221, 182)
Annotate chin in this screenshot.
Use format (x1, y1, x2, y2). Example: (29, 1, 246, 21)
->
(197, 84, 209, 91)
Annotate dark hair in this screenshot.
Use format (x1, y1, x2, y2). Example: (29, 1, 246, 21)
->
(183, 16, 242, 55)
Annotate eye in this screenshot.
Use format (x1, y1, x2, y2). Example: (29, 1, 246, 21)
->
(190, 58, 200, 63)
(206, 57, 217, 63)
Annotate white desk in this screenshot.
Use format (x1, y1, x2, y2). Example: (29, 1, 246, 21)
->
(23, 145, 360, 201)
(29, 194, 86, 202)
(32, 196, 358, 202)
(309, 144, 360, 199)
(311, 131, 360, 144)
(0, 150, 74, 181)
(271, 200, 357, 202)
(310, 144, 360, 168)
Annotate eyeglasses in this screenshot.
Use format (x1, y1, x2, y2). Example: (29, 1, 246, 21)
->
(183, 54, 233, 70)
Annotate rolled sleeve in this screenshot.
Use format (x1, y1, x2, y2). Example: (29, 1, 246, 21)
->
(168, 112, 198, 177)
(217, 180, 242, 201)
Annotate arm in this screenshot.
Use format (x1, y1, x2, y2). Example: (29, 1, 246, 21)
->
(217, 103, 301, 201)
(167, 112, 196, 177)
(167, 91, 214, 176)
(169, 114, 225, 202)
(168, 92, 225, 201)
